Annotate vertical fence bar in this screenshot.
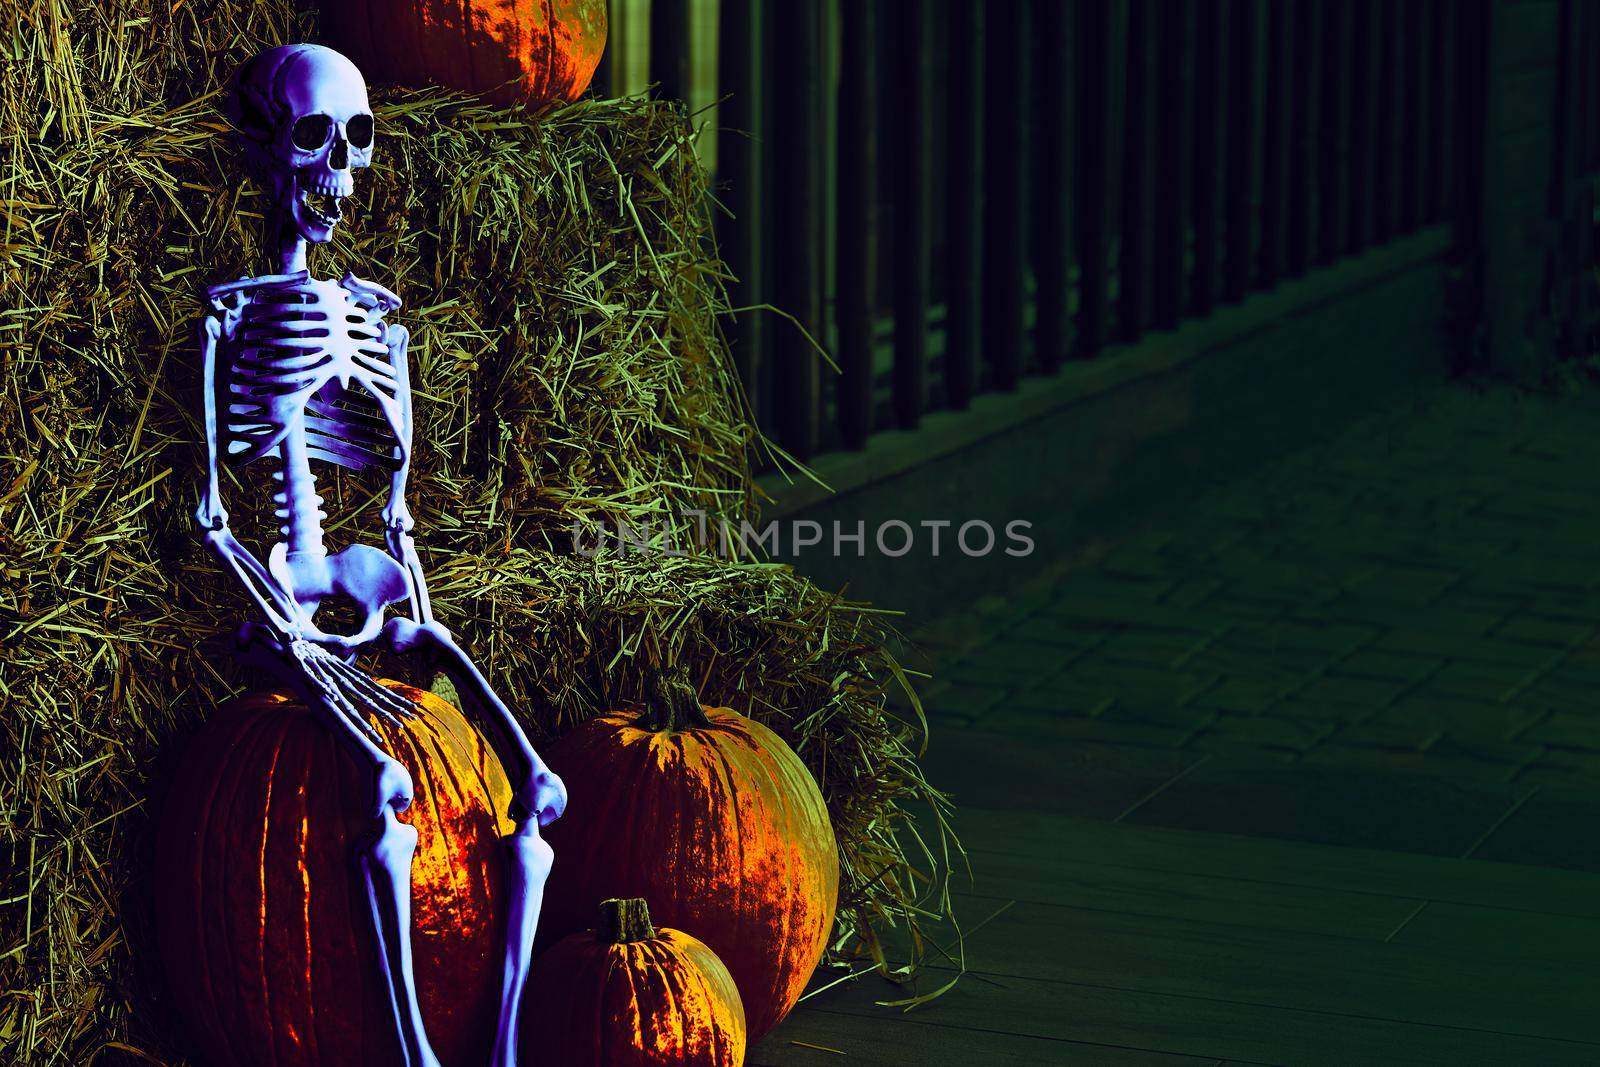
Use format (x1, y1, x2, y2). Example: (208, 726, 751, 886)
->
(1401, 0, 1427, 232)
(717, 0, 765, 411)
(945, 3, 985, 407)
(771, 0, 823, 458)
(649, 0, 691, 102)
(1152, 0, 1194, 328)
(1075, 0, 1119, 358)
(1120, 0, 1155, 342)
(1075, 0, 1126, 361)
(1587, 4, 1600, 172)
(1259, 0, 1292, 286)
(892, 1, 933, 428)
(1347, 0, 1378, 251)
(1223, 0, 1260, 304)
(1440, 0, 1462, 222)
(984, 0, 1027, 390)
(1286, 0, 1318, 277)
(1034, 0, 1074, 371)
(1374, 0, 1402, 242)
(836, 0, 877, 448)
(1318, 0, 1351, 264)
(1552, 0, 1584, 358)
(1424, 0, 1448, 223)
(1192, 0, 1224, 318)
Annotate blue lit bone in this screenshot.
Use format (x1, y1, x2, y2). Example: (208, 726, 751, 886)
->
(195, 43, 566, 1067)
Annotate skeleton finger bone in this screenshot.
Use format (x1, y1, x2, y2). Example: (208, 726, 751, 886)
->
(293, 640, 387, 745)
(324, 658, 419, 724)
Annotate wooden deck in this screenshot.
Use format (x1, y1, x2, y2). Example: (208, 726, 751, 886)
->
(752, 733, 1600, 1065)
(751, 387, 1600, 1064)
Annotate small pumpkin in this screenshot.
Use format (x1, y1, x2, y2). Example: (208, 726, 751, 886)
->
(523, 897, 747, 1065)
(155, 682, 513, 1067)
(539, 670, 839, 1040)
(322, 0, 608, 108)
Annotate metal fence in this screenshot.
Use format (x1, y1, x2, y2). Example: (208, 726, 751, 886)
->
(610, 2, 1494, 461)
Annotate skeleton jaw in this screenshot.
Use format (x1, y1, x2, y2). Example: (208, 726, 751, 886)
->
(300, 187, 343, 229)
(286, 170, 351, 244)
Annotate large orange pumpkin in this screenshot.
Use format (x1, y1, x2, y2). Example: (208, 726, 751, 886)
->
(522, 897, 746, 1065)
(321, 0, 608, 108)
(539, 671, 839, 1040)
(155, 682, 513, 1067)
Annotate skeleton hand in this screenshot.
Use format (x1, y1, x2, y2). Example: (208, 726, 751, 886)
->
(289, 636, 418, 746)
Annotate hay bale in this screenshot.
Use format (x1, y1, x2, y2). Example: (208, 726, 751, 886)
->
(0, 0, 953, 1061)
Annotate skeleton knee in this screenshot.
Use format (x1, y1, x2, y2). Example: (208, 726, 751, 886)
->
(516, 766, 566, 827)
(370, 808, 419, 868)
(373, 757, 414, 817)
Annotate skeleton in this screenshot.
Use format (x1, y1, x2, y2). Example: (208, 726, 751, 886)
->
(197, 44, 566, 1067)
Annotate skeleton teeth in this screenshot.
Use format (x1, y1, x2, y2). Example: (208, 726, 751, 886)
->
(298, 188, 344, 226)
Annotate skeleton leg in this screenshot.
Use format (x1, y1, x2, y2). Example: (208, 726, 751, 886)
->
(259, 634, 443, 1067)
(383, 617, 564, 1067)
(361, 807, 434, 1067)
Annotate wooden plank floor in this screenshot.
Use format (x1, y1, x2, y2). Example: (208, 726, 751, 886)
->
(752, 794, 1600, 1065)
(749, 388, 1600, 1063)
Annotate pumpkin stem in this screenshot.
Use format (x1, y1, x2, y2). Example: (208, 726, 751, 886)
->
(598, 898, 656, 944)
(638, 667, 710, 732)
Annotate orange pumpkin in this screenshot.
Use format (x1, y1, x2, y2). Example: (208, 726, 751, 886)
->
(321, 0, 608, 108)
(523, 897, 746, 1065)
(539, 671, 839, 1040)
(155, 682, 513, 1067)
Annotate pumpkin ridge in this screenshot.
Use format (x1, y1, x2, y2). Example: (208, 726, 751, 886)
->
(592, 939, 622, 1062)
(768, 720, 838, 1014)
(611, 941, 646, 1061)
(654, 732, 682, 866)
(693, 942, 733, 1063)
(287, 725, 321, 1066)
(256, 713, 294, 1064)
(641, 939, 681, 1055)
(186, 701, 275, 1067)
(409, 701, 469, 918)
(698, 729, 749, 966)
(741, 722, 798, 1014)
(538, 0, 556, 104)
(679, 933, 744, 1063)
(663, 938, 707, 1057)
(660, 730, 707, 921)
(275, 712, 326, 1061)
(213, 704, 290, 1066)
(463, 0, 485, 105)
(462, 709, 496, 798)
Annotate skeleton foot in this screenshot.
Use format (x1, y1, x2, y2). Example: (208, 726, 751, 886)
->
(491, 818, 554, 1067)
(361, 764, 443, 1067)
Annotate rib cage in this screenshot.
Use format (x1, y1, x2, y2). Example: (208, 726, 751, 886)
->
(218, 274, 405, 476)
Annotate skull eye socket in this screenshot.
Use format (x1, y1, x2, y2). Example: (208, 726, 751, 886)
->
(346, 114, 374, 150)
(291, 115, 333, 151)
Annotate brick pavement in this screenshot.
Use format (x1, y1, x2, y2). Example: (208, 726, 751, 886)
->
(911, 384, 1600, 867)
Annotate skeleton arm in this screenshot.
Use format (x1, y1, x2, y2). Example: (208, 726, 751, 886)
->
(369, 315, 560, 817)
(195, 311, 302, 636)
(377, 320, 435, 627)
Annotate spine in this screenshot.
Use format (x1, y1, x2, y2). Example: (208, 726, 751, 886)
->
(276, 423, 327, 559)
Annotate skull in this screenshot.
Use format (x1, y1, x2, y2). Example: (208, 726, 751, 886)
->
(228, 44, 374, 248)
